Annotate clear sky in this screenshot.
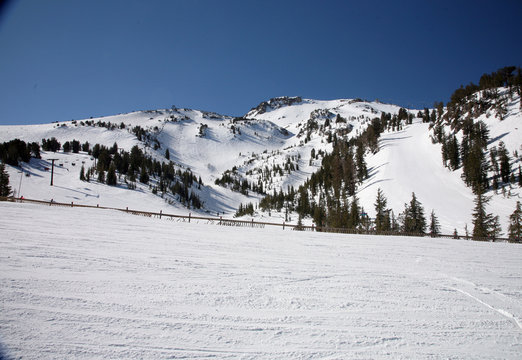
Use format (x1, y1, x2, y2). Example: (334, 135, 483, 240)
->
(0, 0, 521, 125)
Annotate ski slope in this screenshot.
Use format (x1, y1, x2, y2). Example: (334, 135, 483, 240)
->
(1, 95, 520, 233)
(0, 201, 521, 359)
(359, 120, 477, 233)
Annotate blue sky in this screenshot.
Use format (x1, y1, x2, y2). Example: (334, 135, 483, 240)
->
(0, 0, 521, 125)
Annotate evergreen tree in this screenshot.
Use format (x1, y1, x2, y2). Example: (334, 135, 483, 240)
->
(508, 201, 522, 241)
(79, 165, 86, 181)
(490, 147, 500, 188)
(374, 188, 390, 232)
(72, 140, 81, 153)
(402, 192, 427, 234)
(0, 162, 11, 197)
(429, 210, 441, 237)
(348, 195, 360, 229)
(463, 143, 489, 193)
(355, 145, 367, 182)
(30, 142, 41, 158)
(448, 135, 460, 170)
(139, 167, 149, 184)
(106, 162, 117, 186)
(109, 142, 118, 155)
(41, 137, 61, 152)
(498, 141, 511, 183)
(97, 169, 105, 184)
(489, 215, 502, 240)
(472, 190, 492, 240)
(165, 148, 170, 160)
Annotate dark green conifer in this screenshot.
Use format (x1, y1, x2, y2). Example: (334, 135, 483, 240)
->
(106, 162, 117, 186)
(0, 162, 11, 197)
(402, 192, 427, 234)
(374, 188, 390, 232)
(429, 210, 441, 237)
(508, 201, 522, 241)
(79, 165, 86, 181)
(472, 190, 492, 240)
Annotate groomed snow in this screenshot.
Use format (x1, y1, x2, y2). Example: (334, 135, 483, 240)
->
(1, 202, 521, 359)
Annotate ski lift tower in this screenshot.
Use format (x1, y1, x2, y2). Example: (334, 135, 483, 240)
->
(47, 158, 59, 186)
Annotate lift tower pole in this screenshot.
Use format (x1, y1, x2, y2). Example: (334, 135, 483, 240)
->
(48, 159, 59, 186)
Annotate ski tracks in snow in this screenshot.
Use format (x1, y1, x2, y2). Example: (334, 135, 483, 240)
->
(443, 276, 522, 331)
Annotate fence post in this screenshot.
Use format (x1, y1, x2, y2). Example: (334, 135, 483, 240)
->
(189, 213, 191, 223)
(97, 204, 99, 208)
(283, 221, 285, 230)
(71, 202, 74, 207)
(126, 207, 128, 213)
(219, 216, 222, 225)
(159, 210, 162, 219)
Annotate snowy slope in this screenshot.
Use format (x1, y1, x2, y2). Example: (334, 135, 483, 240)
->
(357, 120, 477, 233)
(1, 94, 520, 232)
(357, 117, 521, 234)
(0, 98, 405, 216)
(1, 202, 521, 359)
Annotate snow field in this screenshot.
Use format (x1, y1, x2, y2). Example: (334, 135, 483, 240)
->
(1, 202, 521, 359)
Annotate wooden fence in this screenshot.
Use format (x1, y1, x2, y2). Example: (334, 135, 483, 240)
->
(1, 196, 519, 243)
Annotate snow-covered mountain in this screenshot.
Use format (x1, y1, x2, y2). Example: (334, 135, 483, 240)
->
(1, 89, 521, 234)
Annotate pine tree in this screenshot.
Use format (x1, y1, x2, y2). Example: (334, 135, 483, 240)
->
(448, 135, 460, 170)
(97, 169, 105, 184)
(429, 210, 441, 237)
(402, 193, 427, 234)
(355, 145, 367, 182)
(0, 162, 11, 197)
(139, 167, 149, 184)
(498, 141, 511, 183)
(472, 190, 492, 240)
(79, 165, 86, 181)
(106, 162, 117, 186)
(489, 215, 502, 240)
(374, 188, 389, 232)
(348, 195, 360, 229)
(508, 201, 522, 242)
(165, 148, 170, 160)
(463, 143, 489, 193)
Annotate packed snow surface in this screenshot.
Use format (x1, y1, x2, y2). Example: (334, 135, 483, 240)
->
(1, 202, 521, 359)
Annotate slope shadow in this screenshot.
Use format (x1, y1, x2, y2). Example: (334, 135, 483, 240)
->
(357, 178, 392, 193)
(53, 185, 100, 199)
(487, 132, 509, 145)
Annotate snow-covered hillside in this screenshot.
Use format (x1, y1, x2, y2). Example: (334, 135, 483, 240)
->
(0, 98, 406, 215)
(1, 92, 521, 233)
(1, 202, 521, 359)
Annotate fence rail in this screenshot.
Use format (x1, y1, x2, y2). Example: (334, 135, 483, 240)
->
(1, 196, 519, 243)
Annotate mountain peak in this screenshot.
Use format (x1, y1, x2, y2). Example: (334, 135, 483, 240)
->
(246, 96, 304, 117)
